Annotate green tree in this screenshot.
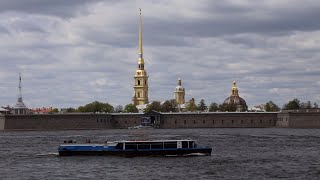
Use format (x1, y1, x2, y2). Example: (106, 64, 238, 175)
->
(144, 101, 162, 113)
(283, 98, 300, 110)
(65, 107, 77, 113)
(124, 104, 138, 113)
(161, 100, 171, 112)
(198, 99, 207, 112)
(161, 99, 178, 112)
(78, 101, 114, 113)
(209, 102, 219, 112)
(186, 98, 197, 112)
(265, 101, 280, 112)
(265, 103, 271, 112)
(50, 108, 59, 113)
(219, 103, 236, 112)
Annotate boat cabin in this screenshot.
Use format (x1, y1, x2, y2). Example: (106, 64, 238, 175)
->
(113, 140, 197, 150)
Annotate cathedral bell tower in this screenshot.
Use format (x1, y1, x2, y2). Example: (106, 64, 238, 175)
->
(174, 78, 185, 105)
(133, 9, 149, 105)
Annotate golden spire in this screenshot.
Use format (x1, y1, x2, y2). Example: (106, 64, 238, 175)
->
(231, 80, 239, 96)
(138, 8, 144, 67)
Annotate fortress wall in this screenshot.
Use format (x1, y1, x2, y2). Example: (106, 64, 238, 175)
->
(277, 112, 290, 127)
(287, 112, 320, 128)
(160, 113, 277, 128)
(0, 115, 5, 130)
(3, 112, 320, 130)
(111, 113, 144, 128)
(4, 114, 113, 130)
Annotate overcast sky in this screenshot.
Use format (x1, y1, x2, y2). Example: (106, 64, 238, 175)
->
(0, 0, 319, 109)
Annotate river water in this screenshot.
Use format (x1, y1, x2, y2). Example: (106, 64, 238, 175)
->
(0, 128, 319, 180)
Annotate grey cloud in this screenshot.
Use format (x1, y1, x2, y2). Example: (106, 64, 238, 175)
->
(0, 0, 105, 18)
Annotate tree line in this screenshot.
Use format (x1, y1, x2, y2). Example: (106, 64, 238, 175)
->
(49, 98, 319, 114)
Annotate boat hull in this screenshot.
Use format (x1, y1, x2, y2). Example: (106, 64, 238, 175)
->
(59, 148, 212, 157)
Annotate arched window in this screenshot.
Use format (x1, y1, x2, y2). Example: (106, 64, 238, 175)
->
(138, 80, 141, 85)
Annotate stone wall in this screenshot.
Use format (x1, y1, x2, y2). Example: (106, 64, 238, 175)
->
(4, 113, 113, 130)
(3, 111, 320, 130)
(277, 112, 290, 127)
(0, 115, 5, 130)
(160, 112, 277, 128)
(109, 113, 144, 128)
(279, 112, 320, 128)
(3, 113, 145, 130)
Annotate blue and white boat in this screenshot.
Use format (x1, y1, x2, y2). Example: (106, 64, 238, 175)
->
(58, 139, 212, 157)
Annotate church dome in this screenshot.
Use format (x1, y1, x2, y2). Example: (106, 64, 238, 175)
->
(223, 81, 247, 110)
(223, 96, 246, 106)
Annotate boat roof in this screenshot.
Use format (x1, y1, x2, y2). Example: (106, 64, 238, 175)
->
(115, 139, 195, 143)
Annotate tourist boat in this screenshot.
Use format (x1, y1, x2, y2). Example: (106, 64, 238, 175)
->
(58, 139, 212, 156)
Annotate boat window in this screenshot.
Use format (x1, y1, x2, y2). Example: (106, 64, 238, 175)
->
(125, 142, 137, 150)
(137, 143, 150, 149)
(164, 142, 177, 149)
(151, 142, 163, 149)
(182, 141, 188, 148)
(115, 143, 123, 150)
(188, 141, 194, 148)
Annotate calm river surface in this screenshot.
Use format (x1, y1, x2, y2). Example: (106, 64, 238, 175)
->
(0, 128, 319, 180)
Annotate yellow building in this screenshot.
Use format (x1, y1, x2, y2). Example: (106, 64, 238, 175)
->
(133, 9, 149, 105)
(174, 78, 185, 105)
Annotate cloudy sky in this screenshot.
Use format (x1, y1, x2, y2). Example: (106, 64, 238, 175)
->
(0, 0, 319, 109)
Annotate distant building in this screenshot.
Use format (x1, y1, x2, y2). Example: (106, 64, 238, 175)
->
(174, 78, 185, 105)
(133, 9, 149, 106)
(31, 107, 53, 114)
(173, 78, 186, 111)
(0, 107, 9, 115)
(223, 81, 247, 112)
(250, 105, 266, 112)
(11, 73, 30, 115)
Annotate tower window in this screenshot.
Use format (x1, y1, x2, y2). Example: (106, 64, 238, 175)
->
(145, 80, 147, 85)
(138, 80, 141, 85)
